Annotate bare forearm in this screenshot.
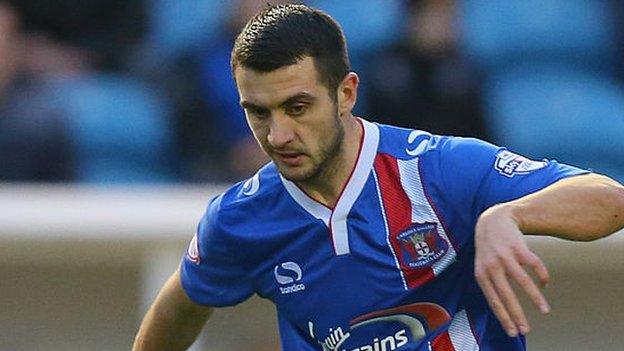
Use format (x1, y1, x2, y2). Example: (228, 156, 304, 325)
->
(133, 302, 209, 350)
(493, 174, 624, 241)
(133, 270, 213, 351)
(474, 174, 624, 336)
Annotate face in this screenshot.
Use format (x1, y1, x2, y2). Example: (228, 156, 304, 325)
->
(235, 57, 345, 182)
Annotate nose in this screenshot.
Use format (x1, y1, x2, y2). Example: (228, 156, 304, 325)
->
(267, 114, 295, 148)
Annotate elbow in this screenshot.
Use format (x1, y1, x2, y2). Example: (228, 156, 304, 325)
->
(605, 175, 624, 220)
(588, 174, 624, 236)
(612, 181, 624, 229)
(594, 175, 624, 239)
(568, 175, 624, 241)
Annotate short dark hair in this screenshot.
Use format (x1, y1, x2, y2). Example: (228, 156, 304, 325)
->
(231, 3, 350, 100)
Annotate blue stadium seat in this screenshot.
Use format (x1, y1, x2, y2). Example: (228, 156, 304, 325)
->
(309, 0, 406, 115)
(484, 66, 624, 182)
(141, 0, 231, 64)
(458, 0, 616, 72)
(51, 74, 175, 183)
(309, 0, 404, 59)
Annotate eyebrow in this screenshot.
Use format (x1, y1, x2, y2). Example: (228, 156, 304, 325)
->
(240, 92, 316, 110)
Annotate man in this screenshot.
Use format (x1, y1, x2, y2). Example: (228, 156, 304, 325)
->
(133, 4, 624, 350)
(0, 2, 73, 181)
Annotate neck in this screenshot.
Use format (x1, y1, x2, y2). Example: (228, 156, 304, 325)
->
(297, 115, 363, 208)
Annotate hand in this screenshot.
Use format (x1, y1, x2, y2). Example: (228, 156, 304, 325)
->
(474, 204, 551, 338)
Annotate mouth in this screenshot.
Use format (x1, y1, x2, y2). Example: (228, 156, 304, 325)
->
(274, 151, 305, 166)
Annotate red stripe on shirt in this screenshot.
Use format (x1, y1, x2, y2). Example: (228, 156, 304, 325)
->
(432, 331, 455, 350)
(374, 153, 434, 289)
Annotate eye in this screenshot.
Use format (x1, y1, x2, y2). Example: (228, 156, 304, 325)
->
(247, 107, 270, 120)
(286, 104, 307, 116)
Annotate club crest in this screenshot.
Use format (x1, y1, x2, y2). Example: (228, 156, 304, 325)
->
(397, 222, 448, 269)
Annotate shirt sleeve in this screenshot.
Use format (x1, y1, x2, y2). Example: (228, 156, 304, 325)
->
(179, 195, 254, 307)
(438, 137, 590, 228)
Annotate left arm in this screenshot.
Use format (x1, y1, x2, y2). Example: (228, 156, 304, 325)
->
(474, 173, 624, 337)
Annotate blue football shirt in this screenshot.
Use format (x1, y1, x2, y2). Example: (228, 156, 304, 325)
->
(180, 119, 587, 350)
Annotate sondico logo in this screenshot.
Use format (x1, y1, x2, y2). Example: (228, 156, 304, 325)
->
(274, 261, 306, 295)
(242, 173, 260, 196)
(405, 130, 431, 156)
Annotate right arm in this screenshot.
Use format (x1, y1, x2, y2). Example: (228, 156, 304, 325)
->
(132, 267, 214, 351)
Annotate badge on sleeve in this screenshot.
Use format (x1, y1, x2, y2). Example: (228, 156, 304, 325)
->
(495, 150, 547, 177)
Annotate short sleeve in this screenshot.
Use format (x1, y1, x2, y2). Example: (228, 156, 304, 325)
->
(179, 195, 254, 307)
(438, 137, 590, 223)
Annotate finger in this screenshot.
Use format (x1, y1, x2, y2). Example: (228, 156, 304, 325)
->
(476, 269, 517, 337)
(505, 258, 551, 315)
(521, 250, 551, 289)
(489, 265, 530, 335)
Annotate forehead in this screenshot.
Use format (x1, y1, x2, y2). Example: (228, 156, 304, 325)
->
(235, 57, 325, 107)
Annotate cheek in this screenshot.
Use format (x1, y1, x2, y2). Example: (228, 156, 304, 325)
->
(247, 120, 270, 145)
(301, 121, 328, 152)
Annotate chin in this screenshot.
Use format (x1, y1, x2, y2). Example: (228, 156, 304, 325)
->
(279, 170, 309, 182)
(278, 165, 317, 182)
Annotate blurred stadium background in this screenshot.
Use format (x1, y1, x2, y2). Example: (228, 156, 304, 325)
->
(0, 0, 622, 350)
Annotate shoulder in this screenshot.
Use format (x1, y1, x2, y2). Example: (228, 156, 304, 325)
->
(375, 121, 497, 161)
(376, 122, 435, 159)
(220, 162, 283, 210)
(199, 163, 284, 237)
(374, 122, 506, 186)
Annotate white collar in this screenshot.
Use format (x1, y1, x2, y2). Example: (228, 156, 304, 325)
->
(280, 118, 380, 255)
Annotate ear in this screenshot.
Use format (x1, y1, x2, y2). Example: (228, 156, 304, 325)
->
(337, 72, 359, 116)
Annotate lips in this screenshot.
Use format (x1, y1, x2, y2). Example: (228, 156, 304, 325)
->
(275, 151, 305, 166)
